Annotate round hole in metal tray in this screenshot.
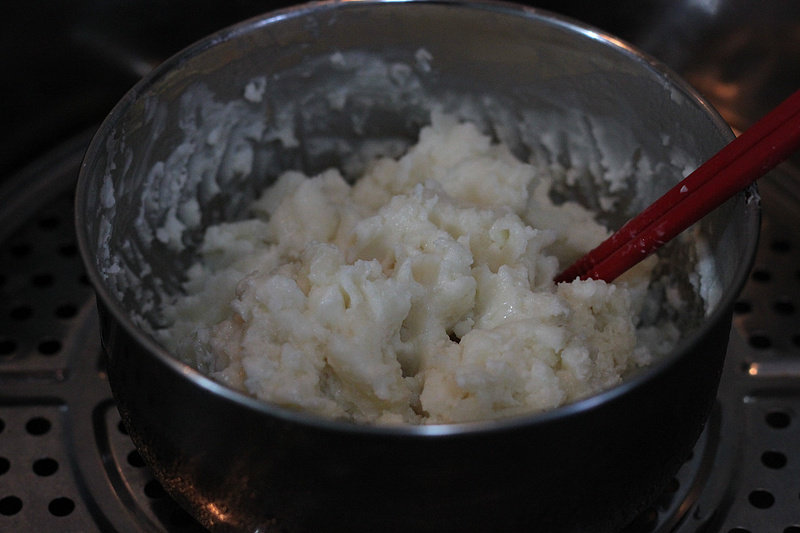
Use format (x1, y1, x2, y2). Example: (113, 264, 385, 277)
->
(32, 457, 59, 477)
(25, 416, 52, 436)
(143, 479, 169, 500)
(0, 496, 23, 516)
(47, 497, 75, 517)
(126, 449, 146, 468)
(0, 339, 18, 357)
(773, 299, 796, 315)
(747, 489, 775, 509)
(760, 450, 787, 469)
(36, 339, 62, 356)
(769, 239, 792, 253)
(751, 268, 772, 283)
(9, 305, 33, 321)
(747, 333, 772, 349)
(765, 410, 792, 429)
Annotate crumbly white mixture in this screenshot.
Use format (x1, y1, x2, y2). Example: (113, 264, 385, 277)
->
(160, 113, 676, 424)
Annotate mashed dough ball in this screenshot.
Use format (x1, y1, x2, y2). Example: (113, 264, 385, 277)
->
(160, 113, 672, 424)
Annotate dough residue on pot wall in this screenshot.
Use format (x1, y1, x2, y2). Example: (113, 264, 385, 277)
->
(159, 112, 679, 424)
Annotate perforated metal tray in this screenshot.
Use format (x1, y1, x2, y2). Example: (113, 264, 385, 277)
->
(1, 132, 798, 532)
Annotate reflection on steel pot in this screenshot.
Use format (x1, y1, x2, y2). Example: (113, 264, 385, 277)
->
(75, 1, 759, 531)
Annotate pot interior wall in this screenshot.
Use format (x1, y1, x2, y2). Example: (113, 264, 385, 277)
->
(82, 2, 748, 343)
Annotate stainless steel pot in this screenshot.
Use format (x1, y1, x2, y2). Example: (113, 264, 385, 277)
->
(75, 1, 759, 531)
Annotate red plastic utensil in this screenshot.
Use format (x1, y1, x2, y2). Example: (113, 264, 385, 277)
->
(555, 88, 800, 284)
